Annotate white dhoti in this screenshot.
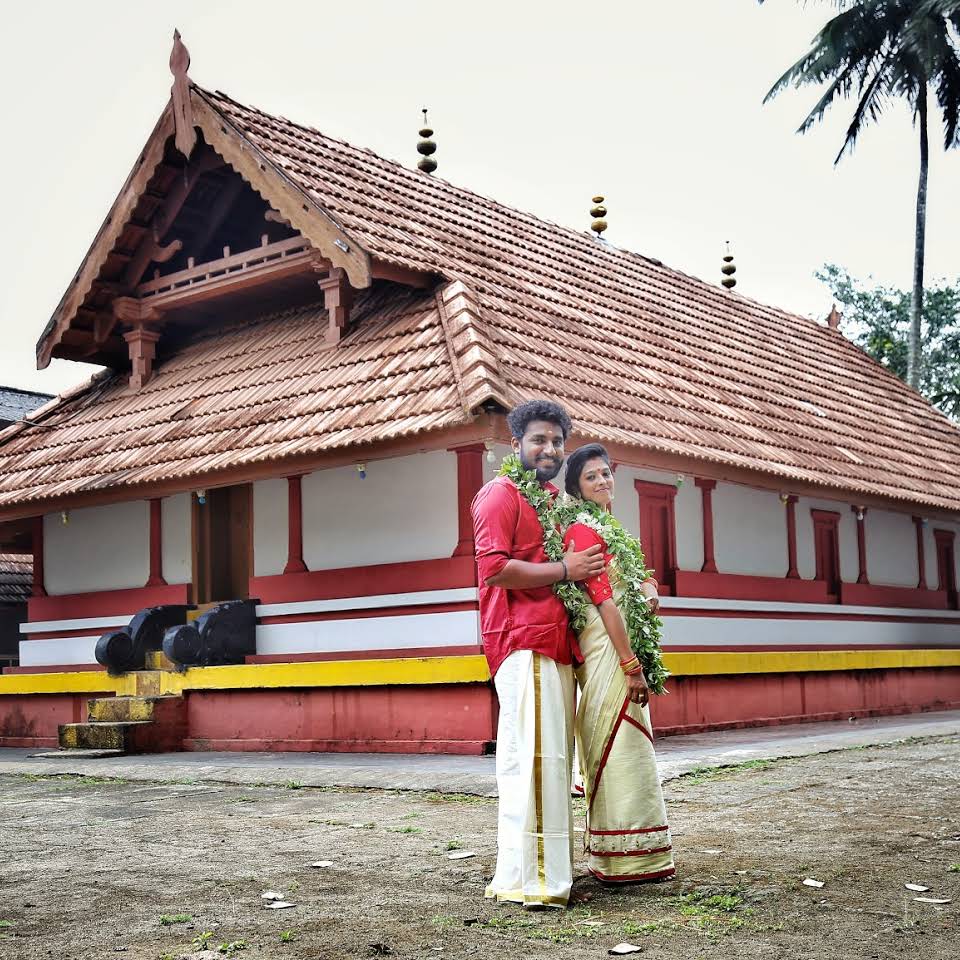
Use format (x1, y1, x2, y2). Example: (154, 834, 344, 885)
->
(485, 650, 575, 908)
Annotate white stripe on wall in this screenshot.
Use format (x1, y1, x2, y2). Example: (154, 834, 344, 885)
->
(661, 616, 960, 649)
(21, 614, 132, 635)
(255, 588, 479, 618)
(19, 636, 100, 667)
(660, 597, 960, 620)
(255, 610, 482, 656)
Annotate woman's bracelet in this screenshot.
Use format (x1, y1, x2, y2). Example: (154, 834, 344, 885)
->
(558, 560, 568, 582)
(619, 655, 641, 675)
(624, 664, 645, 677)
(642, 577, 659, 591)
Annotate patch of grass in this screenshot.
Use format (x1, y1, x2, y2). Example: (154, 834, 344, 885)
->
(423, 791, 494, 804)
(430, 915, 459, 930)
(949, 864, 960, 873)
(679, 758, 779, 785)
(678, 893, 744, 915)
(388, 825, 422, 835)
(283, 780, 304, 790)
(279, 929, 297, 942)
(0, 921, 13, 928)
(401, 812, 420, 820)
(446, 839, 464, 850)
(18, 773, 126, 786)
(192, 931, 215, 950)
(218, 940, 247, 956)
(623, 918, 674, 936)
(158, 913, 192, 926)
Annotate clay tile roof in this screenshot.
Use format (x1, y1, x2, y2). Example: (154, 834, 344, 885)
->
(3, 85, 960, 515)
(0, 285, 479, 509)
(195, 87, 960, 513)
(0, 553, 31, 604)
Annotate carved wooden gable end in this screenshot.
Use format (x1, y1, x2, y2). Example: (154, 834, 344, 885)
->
(36, 32, 430, 390)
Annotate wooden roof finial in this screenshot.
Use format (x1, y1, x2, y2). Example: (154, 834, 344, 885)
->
(170, 29, 197, 160)
(417, 109, 438, 174)
(826, 303, 841, 330)
(721, 241, 737, 290)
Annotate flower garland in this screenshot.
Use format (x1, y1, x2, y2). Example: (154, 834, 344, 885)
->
(498, 454, 669, 695)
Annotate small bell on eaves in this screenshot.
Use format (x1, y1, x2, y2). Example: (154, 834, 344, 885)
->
(721, 241, 737, 290)
(417, 108, 437, 174)
(591, 195, 608, 238)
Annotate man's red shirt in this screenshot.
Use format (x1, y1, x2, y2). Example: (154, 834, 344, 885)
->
(471, 475, 576, 677)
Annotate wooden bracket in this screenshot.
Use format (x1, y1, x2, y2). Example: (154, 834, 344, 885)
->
(170, 30, 197, 160)
(114, 298, 165, 389)
(317, 267, 354, 344)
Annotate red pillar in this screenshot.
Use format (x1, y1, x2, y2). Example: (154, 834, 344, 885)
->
(449, 445, 485, 557)
(785, 495, 799, 579)
(695, 478, 718, 573)
(146, 498, 167, 586)
(284, 475, 308, 574)
(32, 516, 46, 597)
(852, 506, 868, 585)
(912, 516, 927, 589)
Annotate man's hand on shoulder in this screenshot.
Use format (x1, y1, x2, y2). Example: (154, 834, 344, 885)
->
(564, 541, 604, 581)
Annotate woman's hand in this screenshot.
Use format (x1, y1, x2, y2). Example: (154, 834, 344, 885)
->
(626, 672, 649, 708)
(641, 581, 660, 615)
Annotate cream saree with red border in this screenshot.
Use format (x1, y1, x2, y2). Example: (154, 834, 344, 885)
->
(574, 572, 675, 883)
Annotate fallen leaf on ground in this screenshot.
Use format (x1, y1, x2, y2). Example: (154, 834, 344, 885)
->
(904, 883, 930, 892)
(447, 851, 477, 860)
(803, 878, 825, 888)
(265, 901, 296, 910)
(608, 944, 643, 955)
(311, 861, 334, 868)
(913, 897, 951, 904)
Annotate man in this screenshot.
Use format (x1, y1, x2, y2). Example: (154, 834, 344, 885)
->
(471, 399, 604, 908)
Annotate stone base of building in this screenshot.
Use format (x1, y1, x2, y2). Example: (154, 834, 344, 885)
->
(0, 652, 958, 753)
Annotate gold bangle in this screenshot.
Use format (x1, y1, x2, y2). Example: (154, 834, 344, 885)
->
(620, 656, 640, 675)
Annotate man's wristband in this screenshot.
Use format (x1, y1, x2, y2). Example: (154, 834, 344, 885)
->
(558, 560, 568, 582)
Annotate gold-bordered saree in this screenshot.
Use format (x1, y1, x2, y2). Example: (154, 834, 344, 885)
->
(574, 562, 675, 883)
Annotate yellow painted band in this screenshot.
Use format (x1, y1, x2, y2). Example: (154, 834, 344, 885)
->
(1, 649, 959, 697)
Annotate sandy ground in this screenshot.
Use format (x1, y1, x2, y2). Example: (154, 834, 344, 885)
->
(1, 736, 957, 960)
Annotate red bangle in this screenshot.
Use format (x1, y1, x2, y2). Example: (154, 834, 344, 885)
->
(624, 665, 644, 677)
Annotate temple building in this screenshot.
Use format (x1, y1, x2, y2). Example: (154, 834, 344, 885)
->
(0, 36, 957, 752)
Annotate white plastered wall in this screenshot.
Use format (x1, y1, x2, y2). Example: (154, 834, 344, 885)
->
(301, 451, 458, 570)
(865, 508, 920, 587)
(161, 493, 192, 585)
(712, 483, 788, 577)
(253, 477, 289, 577)
(795, 496, 859, 582)
(44, 501, 149, 595)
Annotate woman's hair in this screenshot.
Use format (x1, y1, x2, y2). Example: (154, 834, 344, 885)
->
(564, 443, 611, 497)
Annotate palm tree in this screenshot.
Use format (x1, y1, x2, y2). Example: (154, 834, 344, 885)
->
(762, 0, 960, 390)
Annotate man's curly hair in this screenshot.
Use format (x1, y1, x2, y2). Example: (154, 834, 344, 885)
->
(506, 400, 573, 441)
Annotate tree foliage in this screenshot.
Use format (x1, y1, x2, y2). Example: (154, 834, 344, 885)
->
(817, 263, 960, 419)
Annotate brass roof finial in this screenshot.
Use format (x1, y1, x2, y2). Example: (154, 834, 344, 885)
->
(417, 108, 437, 174)
(590, 195, 608, 237)
(721, 241, 737, 290)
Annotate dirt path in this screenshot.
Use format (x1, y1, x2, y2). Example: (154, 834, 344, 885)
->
(1, 736, 957, 959)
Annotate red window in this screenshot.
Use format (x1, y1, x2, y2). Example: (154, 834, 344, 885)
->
(934, 529, 957, 608)
(811, 509, 841, 596)
(634, 480, 678, 594)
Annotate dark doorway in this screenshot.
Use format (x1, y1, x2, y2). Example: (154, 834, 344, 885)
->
(193, 485, 251, 604)
(634, 480, 678, 594)
(812, 509, 841, 596)
(934, 529, 957, 609)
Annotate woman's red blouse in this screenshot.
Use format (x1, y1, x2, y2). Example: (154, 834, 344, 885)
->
(563, 522, 614, 605)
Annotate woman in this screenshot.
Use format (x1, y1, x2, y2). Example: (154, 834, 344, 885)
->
(562, 443, 675, 884)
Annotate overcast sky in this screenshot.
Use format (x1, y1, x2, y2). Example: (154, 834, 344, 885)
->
(2, 0, 958, 396)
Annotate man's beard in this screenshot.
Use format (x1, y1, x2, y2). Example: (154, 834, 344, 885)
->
(520, 452, 563, 484)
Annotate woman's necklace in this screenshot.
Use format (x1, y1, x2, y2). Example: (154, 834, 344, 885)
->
(498, 454, 670, 694)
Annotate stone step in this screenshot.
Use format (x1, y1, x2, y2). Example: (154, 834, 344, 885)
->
(144, 650, 176, 671)
(87, 695, 182, 723)
(59, 721, 155, 752)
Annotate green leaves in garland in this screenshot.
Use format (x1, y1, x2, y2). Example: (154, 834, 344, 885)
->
(498, 454, 670, 695)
